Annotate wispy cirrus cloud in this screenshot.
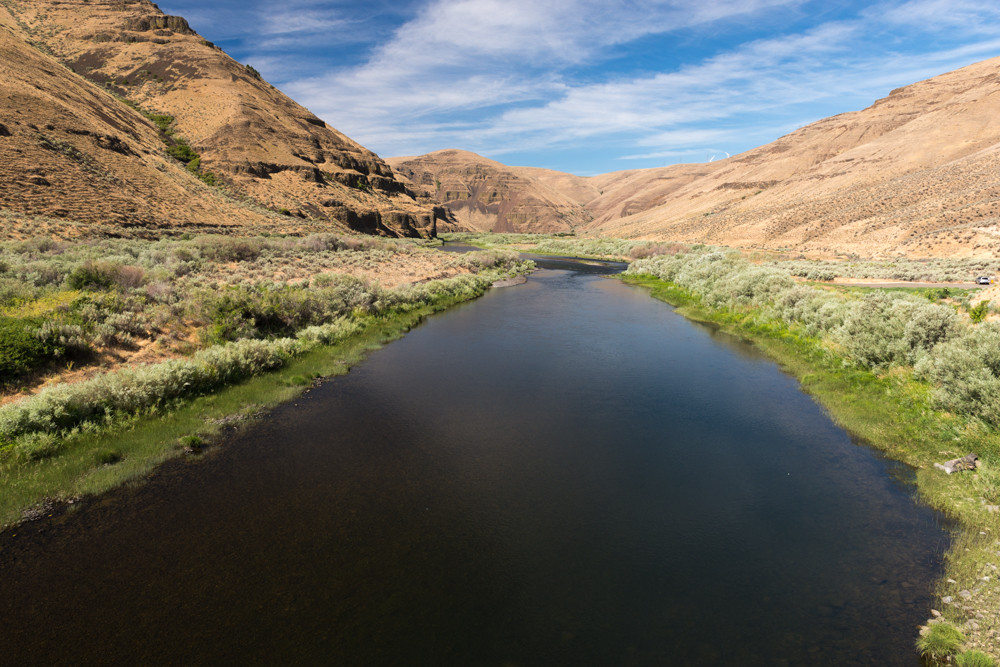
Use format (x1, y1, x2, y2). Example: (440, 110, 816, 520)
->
(161, 0, 1000, 173)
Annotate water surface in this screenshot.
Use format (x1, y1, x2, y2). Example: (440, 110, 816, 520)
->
(0, 260, 946, 666)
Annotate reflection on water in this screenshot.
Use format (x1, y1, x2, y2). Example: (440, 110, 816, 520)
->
(0, 265, 946, 666)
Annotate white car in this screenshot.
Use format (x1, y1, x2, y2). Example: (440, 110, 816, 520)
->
(977, 276, 991, 285)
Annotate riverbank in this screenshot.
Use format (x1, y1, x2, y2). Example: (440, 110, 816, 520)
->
(621, 272, 1000, 661)
(439, 232, 643, 261)
(0, 236, 534, 528)
(0, 252, 945, 667)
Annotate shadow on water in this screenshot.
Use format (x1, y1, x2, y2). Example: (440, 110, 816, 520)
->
(0, 260, 948, 666)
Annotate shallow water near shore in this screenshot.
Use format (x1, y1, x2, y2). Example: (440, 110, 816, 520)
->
(0, 259, 947, 666)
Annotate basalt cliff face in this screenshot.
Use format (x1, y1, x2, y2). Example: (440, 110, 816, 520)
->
(397, 56, 1000, 257)
(0, 0, 446, 238)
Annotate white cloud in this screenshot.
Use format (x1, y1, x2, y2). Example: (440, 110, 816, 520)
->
(260, 0, 1000, 166)
(877, 0, 1000, 31)
(284, 0, 806, 126)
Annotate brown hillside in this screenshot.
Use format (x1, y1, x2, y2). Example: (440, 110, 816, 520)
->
(0, 0, 446, 238)
(590, 56, 1000, 257)
(400, 57, 1000, 257)
(387, 150, 593, 233)
(0, 5, 276, 237)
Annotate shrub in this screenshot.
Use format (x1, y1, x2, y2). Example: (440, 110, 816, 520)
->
(196, 237, 262, 262)
(0, 337, 303, 443)
(916, 624, 964, 660)
(296, 318, 360, 345)
(66, 261, 117, 290)
(904, 302, 959, 353)
(836, 293, 913, 368)
(0, 277, 37, 307)
(115, 265, 146, 289)
(956, 650, 997, 667)
(179, 435, 204, 451)
(14, 432, 62, 461)
(201, 283, 326, 342)
(459, 249, 523, 274)
(916, 323, 1000, 424)
(970, 300, 991, 324)
(0, 317, 58, 381)
(166, 142, 198, 164)
(629, 243, 690, 260)
(927, 287, 952, 301)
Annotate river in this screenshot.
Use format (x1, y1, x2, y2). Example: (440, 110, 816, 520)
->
(0, 257, 947, 666)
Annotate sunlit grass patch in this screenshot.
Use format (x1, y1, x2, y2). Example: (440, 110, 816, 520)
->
(0, 290, 80, 318)
(957, 649, 998, 667)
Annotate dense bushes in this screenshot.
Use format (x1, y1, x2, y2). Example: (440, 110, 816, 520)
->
(0, 337, 301, 444)
(0, 233, 507, 379)
(0, 318, 61, 381)
(66, 261, 145, 290)
(836, 293, 959, 369)
(627, 248, 999, 425)
(916, 324, 1000, 423)
(775, 256, 996, 283)
(629, 242, 690, 259)
(444, 232, 656, 259)
(0, 242, 530, 447)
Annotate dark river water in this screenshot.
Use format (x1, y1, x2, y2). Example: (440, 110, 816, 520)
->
(0, 257, 947, 666)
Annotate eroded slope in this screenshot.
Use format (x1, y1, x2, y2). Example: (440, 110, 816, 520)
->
(0, 0, 446, 238)
(388, 149, 594, 233)
(591, 56, 1000, 258)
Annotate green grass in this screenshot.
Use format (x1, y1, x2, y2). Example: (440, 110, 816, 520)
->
(918, 624, 965, 660)
(958, 650, 998, 667)
(0, 290, 479, 527)
(0, 316, 62, 380)
(805, 282, 974, 300)
(438, 232, 636, 262)
(622, 273, 1000, 658)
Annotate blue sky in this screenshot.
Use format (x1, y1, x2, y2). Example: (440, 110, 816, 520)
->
(158, 0, 1000, 175)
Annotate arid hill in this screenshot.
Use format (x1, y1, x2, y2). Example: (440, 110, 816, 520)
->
(588, 55, 1000, 258)
(0, 0, 447, 238)
(388, 150, 596, 233)
(397, 56, 1000, 258)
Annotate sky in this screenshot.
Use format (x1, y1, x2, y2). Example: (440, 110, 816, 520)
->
(157, 0, 1000, 175)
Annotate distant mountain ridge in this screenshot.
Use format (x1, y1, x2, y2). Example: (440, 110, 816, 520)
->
(388, 150, 598, 233)
(0, 0, 448, 238)
(395, 56, 1000, 258)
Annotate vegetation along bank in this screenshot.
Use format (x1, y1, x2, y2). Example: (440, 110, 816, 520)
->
(618, 245, 1000, 664)
(444, 231, 1000, 662)
(0, 234, 533, 528)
